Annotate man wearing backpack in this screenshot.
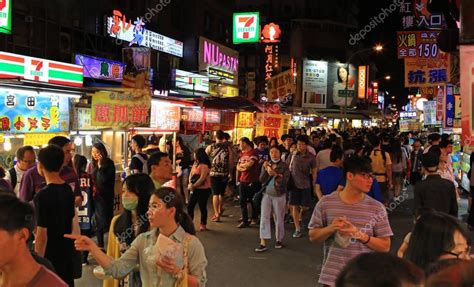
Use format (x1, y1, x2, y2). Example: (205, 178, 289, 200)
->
(128, 135, 148, 174)
(5, 146, 36, 198)
(206, 130, 234, 222)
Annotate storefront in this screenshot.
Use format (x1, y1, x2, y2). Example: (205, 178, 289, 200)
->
(0, 51, 84, 167)
(198, 37, 239, 98)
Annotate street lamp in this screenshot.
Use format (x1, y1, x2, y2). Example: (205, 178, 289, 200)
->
(342, 44, 384, 129)
(384, 75, 391, 80)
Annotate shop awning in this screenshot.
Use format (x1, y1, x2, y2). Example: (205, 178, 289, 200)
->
(202, 97, 264, 112)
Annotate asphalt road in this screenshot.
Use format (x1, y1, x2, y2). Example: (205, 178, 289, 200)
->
(75, 187, 469, 287)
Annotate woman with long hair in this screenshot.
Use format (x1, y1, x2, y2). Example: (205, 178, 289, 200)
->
(390, 138, 407, 198)
(90, 142, 116, 250)
(404, 211, 471, 271)
(103, 173, 153, 287)
(269, 137, 279, 148)
(187, 148, 212, 231)
(176, 137, 192, 205)
(66, 187, 208, 287)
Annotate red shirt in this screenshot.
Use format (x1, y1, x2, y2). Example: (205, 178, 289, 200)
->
(27, 265, 68, 287)
(238, 149, 259, 183)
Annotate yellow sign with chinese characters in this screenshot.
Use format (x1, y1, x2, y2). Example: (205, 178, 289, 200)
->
(255, 113, 290, 139)
(91, 89, 151, 128)
(24, 133, 68, 146)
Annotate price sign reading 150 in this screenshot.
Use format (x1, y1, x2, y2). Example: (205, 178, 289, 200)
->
(418, 43, 438, 58)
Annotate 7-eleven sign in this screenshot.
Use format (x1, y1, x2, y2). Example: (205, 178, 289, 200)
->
(233, 12, 260, 44)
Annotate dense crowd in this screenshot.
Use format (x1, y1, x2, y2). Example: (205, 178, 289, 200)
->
(0, 127, 473, 287)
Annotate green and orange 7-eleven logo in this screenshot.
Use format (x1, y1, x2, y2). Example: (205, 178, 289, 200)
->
(233, 12, 260, 44)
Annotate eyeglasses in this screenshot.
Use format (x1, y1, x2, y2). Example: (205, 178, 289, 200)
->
(356, 172, 374, 180)
(443, 246, 471, 259)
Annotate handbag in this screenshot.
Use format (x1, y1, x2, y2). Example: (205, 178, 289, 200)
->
(174, 235, 192, 287)
(252, 176, 274, 207)
(190, 174, 200, 184)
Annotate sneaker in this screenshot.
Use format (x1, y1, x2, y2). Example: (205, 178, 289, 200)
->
(199, 224, 207, 231)
(275, 241, 284, 249)
(250, 219, 259, 225)
(255, 245, 268, 252)
(292, 230, 302, 238)
(237, 222, 249, 228)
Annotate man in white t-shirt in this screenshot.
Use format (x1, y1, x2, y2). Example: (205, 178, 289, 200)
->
(5, 146, 36, 198)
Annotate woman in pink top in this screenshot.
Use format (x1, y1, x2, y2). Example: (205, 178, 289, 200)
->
(187, 148, 212, 231)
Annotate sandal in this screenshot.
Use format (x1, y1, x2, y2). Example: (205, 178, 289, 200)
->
(211, 215, 220, 222)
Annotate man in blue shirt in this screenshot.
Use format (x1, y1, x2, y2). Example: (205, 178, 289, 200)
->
(315, 146, 344, 199)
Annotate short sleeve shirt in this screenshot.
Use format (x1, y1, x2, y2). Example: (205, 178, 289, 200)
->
(288, 151, 316, 189)
(238, 149, 259, 183)
(129, 153, 148, 173)
(34, 183, 76, 261)
(308, 192, 393, 286)
(316, 166, 344, 196)
(27, 266, 68, 287)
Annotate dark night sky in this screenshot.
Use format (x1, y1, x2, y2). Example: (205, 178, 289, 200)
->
(357, 0, 408, 109)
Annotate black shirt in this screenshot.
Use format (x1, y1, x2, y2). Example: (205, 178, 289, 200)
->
(414, 174, 458, 217)
(34, 183, 75, 261)
(129, 153, 148, 173)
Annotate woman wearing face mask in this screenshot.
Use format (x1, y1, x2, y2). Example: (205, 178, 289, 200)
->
(102, 173, 153, 287)
(255, 146, 290, 252)
(65, 187, 208, 287)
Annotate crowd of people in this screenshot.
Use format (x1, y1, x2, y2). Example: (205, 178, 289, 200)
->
(0, 127, 474, 287)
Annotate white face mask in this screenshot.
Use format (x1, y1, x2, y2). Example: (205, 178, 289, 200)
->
(270, 158, 280, 163)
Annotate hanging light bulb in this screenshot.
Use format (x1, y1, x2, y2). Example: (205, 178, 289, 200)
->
(74, 136, 83, 146)
(4, 138, 11, 151)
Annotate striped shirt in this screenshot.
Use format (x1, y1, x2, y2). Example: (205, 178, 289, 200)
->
(308, 192, 393, 286)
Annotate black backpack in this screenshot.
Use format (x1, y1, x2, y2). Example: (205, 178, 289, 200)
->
(8, 168, 17, 190)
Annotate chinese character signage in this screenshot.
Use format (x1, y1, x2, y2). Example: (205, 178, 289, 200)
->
(400, 119, 421, 132)
(399, 0, 445, 30)
(199, 37, 239, 85)
(261, 23, 281, 43)
(149, 103, 180, 131)
(397, 31, 443, 59)
(358, 66, 368, 100)
(436, 86, 445, 122)
(236, 112, 254, 128)
(24, 133, 69, 146)
(264, 45, 274, 80)
(75, 54, 124, 82)
(400, 111, 418, 118)
(107, 10, 183, 57)
(0, 52, 83, 87)
(182, 109, 220, 124)
(0, 89, 70, 133)
(233, 12, 260, 44)
(423, 100, 440, 126)
(209, 82, 239, 98)
(91, 89, 151, 128)
(404, 55, 450, 88)
(172, 69, 209, 93)
(0, 0, 11, 34)
(302, 60, 328, 108)
(461, 46, 474, 152)
(445, 84, 454, 128)
(255, 113, 290, 139)
(266, 70, 296, 102)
